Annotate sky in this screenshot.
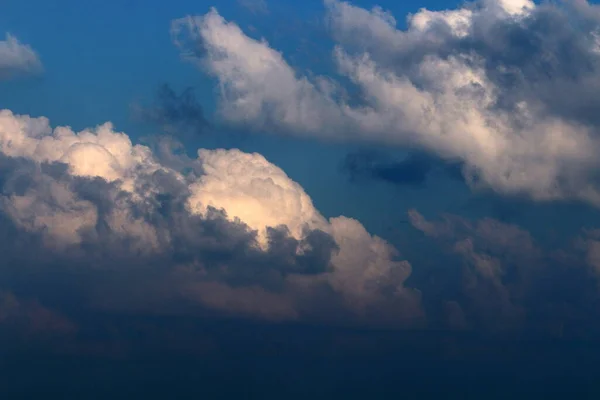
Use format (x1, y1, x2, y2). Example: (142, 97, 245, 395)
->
(3, 0, 600, 397)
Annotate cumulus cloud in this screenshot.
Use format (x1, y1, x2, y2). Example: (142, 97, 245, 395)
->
(0, 34, 42, 80)
(172, 0, 600, 205)
(408, 209, 600, 336)
(0, 109, 423, 325)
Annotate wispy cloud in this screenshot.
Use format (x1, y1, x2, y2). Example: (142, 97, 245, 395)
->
(0, 34, 42, 80)
(237, 0, 269, 15)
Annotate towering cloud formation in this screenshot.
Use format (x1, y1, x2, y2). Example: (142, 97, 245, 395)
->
(0, 34, 42, 80)
(0, 109, 422, 324)
(172, 0, 600, 205)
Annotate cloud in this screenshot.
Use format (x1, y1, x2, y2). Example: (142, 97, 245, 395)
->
(132, 84, 210, 136)
(0, 290, 77, 337)
(0, 109, 423, 326)
(343, 151, 432, 187)
(172, 0, 600, 206)
(188, 147, 330, 246)
(238, 0, 269, 15)
(342, 150, 464, 187)
(170, 9, 349, 136)
(0, 34, 43, 80)
(408, 209, 600, 336)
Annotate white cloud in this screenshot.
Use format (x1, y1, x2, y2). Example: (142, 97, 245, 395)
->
(171, 10, 349, 136)
(493, 0, 534, 16)
(187, 148, 329, 246)
(3, 177, 99, 248)
(172, 0, 600, 206)
(0, 109, 423, 323)
(237, 0, 269, 15)
(0, 110, 160, 183)
(0, 33, 43, 80)
(0, 110, 165, 249)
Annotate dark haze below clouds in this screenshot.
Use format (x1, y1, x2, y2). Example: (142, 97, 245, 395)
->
(2, 314, 600, 399)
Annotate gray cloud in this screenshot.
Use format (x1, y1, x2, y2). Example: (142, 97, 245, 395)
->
(0, 34, 42, 80)
(133, 84, 210, 136)
(408, 209, 600, 337)
(0, 152, 337, 320)
(342, 150, 464, 187)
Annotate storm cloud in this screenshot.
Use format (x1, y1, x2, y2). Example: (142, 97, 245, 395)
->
(0, 110, 423, 326)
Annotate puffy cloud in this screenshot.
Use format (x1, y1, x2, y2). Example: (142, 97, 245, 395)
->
(173, 0, 600, 205)
(327, 216, 420, 319)
(0, 34, 42, 80)
(408, 209, 600, 336)
(0, 109, 423, 325)
(0, 110, 160, 184)
(188, 148, 329, 245)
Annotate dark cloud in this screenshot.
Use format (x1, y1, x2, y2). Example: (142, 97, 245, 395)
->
(0, 150, 349, 325)
(0, 290, 78, 337)
(408, 209, 600, 337)
(342, 150, 464, 187)
(133, 84, 210, 136)
(343, 151, 432, 187)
